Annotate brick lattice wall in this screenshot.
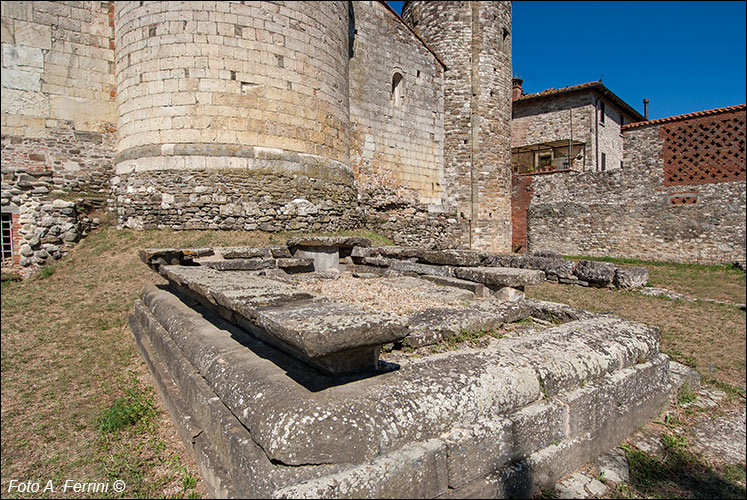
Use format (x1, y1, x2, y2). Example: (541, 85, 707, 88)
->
(662, 112, 746, 185)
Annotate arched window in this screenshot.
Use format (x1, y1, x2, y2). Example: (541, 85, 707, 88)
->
(392, 72, 403, 107)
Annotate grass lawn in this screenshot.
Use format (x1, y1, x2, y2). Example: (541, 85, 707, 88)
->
(1, 220, 744, 498)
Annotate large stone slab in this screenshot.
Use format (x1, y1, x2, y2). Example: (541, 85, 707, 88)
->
(405, 300, 531, 348)
(420, 274, 492, 297)
(286, 236, 371, 249)
(291, 245, 339, 271)
(454, 266, 545, 288)
(159, 265, 409, 375)
(256, 300, 408, 374)
(419, 249, 487, 267)
(203, 258, 277, 271)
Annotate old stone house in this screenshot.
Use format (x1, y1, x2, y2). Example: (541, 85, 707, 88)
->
(1, 0, 515, 272)
(511, 79, 646, 175)
(512, 103, 746, 264)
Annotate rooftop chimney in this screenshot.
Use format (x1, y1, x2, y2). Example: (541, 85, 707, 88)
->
(512, 78, 524, 101)
(643, 98, 649, 120)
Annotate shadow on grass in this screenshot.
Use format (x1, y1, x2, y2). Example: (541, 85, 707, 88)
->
(622, 442, 746, 499)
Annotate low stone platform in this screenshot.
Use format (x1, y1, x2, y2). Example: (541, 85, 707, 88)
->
(131, 239, 671, 498)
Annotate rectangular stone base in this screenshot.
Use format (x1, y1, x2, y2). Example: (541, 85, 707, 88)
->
(130, 285, 672, 498)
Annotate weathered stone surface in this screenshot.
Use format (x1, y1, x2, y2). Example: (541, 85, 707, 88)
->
(390, 259, 453, 277)
(614, 266, 649, 289)
(493, 286, 525, 302)
(419, 249, 486, 267)
(291, 246, 339, 271)
(454, 266, 545, 288)
(203, 258, 276, 271)
(286, 236, 371, 249)
(273, 439, 449, 499)
(131, 283, 671, 497)
(256, 299, 407, 359)
(276, 258, 314, 272)
(160, 265, 312, 319)
(525, 299, 596, 323)
(420, 274, 492, 297)
(139, 247, 213, 268)
(216, 247, 269, 259)
(403, 299, 531, 348)
(573, 260, 617, 287)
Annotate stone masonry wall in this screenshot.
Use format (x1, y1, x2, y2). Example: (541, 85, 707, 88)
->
(596, 97, 627, 171)
(512, 90, 631, 173)
(114, 1, 350, 162)
(403, 1, 513, 253)
(112, 1, 360, 233)
(1, 1, 116, 270)
(349, 1, 445, 206)
(522, 107, 746, 264)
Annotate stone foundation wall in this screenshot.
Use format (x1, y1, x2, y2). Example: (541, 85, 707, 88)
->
(112, 157, 362, 232)
(520, 106, 746, 264)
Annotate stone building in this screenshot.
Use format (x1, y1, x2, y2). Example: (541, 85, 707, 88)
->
(511, 80, 646, 175)
(1, 0, 515, 271)
(513, 104, 746, 264)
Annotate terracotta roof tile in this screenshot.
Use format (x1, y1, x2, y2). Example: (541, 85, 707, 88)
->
(621, 103, 747, 130)
(515, 81, 603, 101)
(514, 80, 646, 122)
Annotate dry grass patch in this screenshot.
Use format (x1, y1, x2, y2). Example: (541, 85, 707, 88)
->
(1, 219, 392, 498)
(0, 220, 292, 498)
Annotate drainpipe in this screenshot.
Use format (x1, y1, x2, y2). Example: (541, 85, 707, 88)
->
(643, 98, 649, 120)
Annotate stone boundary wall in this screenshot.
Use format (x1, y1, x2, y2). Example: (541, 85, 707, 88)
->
(518, 107, 746, 265)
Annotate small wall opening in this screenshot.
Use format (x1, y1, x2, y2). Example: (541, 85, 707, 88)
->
(392, 72, 404, 108)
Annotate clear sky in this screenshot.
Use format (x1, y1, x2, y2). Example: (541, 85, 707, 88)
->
(386, 1, 746, 120)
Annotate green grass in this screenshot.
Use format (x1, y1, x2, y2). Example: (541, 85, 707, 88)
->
(98, 374, 158, 433)
(675, 383, 698, 407)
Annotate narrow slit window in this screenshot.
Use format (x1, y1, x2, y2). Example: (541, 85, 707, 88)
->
(392, 72, 403, 108)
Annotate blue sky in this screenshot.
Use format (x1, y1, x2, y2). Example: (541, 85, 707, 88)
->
(386, 1, 746, 120)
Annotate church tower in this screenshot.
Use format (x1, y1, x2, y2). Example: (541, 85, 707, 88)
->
(402, 1, 513, 252)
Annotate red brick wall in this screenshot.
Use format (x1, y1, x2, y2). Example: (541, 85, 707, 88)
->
(511, 175, 533, 252)
(661, 108, 746, 186)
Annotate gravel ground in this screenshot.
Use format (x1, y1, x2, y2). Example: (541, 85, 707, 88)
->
(294, 273, 473, 315)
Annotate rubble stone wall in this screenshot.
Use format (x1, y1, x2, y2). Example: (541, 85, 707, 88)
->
(521, 107, 746, 264)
